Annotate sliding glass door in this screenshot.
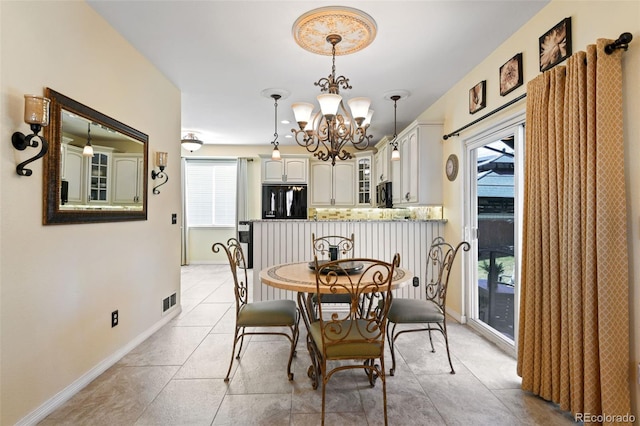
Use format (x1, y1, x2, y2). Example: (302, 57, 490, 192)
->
(465, 118, 524, 350)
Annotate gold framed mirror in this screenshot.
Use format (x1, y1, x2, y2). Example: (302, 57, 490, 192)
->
(43, 88, 148, 224)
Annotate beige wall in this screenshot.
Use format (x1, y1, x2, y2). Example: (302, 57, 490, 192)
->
(418, 0, 640, 415)
(1, 2, 181, 424)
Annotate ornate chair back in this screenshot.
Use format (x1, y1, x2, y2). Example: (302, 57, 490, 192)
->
(425, 237, 470, 311)
(313, 254, 400, 352)
(311, 233, 355, 260)
(214, 238, 248, 316)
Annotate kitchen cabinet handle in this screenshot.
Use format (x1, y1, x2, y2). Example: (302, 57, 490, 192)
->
(405, 192, 410, 201)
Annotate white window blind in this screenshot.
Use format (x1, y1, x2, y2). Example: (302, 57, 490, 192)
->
(185, 160, 237, 226)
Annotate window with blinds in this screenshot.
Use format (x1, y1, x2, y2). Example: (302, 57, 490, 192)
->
(185, 159, 237, 227)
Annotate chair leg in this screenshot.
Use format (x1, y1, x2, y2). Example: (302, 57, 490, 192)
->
(386, 322, 398, 376)
(427, 327, 435, 352)
(286, 322, 299, 381)
(306, 334, 321, 390)
(321, 361, 328, 426)
(292, 310, 301, 356)
(236, 327, 247, 359)
(380, 356, 388, 426)
(441, 322, 455, 374)
(224, 326, 241, 382)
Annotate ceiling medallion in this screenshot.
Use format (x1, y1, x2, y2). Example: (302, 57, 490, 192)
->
(292, 6, 377, 56)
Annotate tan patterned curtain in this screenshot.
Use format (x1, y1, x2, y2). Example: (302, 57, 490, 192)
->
(517, 40, 631, 424)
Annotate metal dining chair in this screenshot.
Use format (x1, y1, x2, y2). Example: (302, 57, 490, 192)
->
(213, 238, 300, 381)
(311, 233, 355, 308)
(308, 254, 400, 426)
(386, 237, 470, 375)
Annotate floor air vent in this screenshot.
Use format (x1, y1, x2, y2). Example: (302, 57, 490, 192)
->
(162, 292, 177, 314)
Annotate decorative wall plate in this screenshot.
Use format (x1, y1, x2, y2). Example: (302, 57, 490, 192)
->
(446, 154, 459, 181)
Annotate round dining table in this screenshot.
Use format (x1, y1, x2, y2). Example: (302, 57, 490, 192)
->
(259, 259, 413, 388)
(259, 260, 412, 294)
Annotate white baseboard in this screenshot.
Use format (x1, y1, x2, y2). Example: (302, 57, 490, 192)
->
(446, 307, 464, 324)
(16, 308, 182, 426)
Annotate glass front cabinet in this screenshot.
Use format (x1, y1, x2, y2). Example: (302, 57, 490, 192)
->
(89, 151, 110, 202)
(355, 153, 373, 206)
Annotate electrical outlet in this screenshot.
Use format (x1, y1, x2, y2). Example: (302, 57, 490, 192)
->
(412, 276, 420, 287)
(171, 213, 177, 224)
(111, 310, 119, 328)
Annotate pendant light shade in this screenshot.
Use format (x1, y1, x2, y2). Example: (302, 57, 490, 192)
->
(347, 97, 371, 125)
(317, 94, 342, 120)
(391, 146, 400, 160)
(292, 102, 314, 128)
(271, 145, 281, 160)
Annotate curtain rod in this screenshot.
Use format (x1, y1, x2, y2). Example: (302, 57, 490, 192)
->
(443, 32, 633, 141)
(443, 93, 527, 140)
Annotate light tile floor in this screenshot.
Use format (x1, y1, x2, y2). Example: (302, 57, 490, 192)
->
(41, 264, 576, 425)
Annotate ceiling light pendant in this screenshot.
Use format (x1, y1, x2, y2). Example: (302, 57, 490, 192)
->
(82, 122, 94, 157)
(291, 34, 373, 166)
(270, 94, 282, 160)
(390, 95, 401, 161)
(181, 132, 203, 152)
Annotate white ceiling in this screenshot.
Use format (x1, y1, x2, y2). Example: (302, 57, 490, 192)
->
(87, 1, 548, 148)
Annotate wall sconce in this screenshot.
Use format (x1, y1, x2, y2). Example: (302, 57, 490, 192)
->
(151, 152, 168, 194)
(12, 94, 51, 176)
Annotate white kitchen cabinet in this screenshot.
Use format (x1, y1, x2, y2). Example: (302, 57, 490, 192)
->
(392, 122, 443, 206)
(374, 136, 390, 183)
(354, 152, 373, 206)
(262, 156, 308, 183)
(310, 161, 355, 206)
(61, 143, 84, 204)
(88, 150, 112, 203)
(112, 154, 144, 204)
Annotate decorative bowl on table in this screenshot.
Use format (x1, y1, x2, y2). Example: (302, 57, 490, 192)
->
(308, 260, 364, 275)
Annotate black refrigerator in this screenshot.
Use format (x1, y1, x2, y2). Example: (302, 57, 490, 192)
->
(261, 184, 308, 219)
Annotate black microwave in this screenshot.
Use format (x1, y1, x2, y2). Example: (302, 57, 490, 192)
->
(376, 181, 393, 208)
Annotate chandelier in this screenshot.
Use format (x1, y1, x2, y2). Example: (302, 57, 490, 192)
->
(291, 7, 377, 166)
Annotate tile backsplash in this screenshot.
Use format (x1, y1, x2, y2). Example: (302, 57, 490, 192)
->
(308, 205, 443, 221)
